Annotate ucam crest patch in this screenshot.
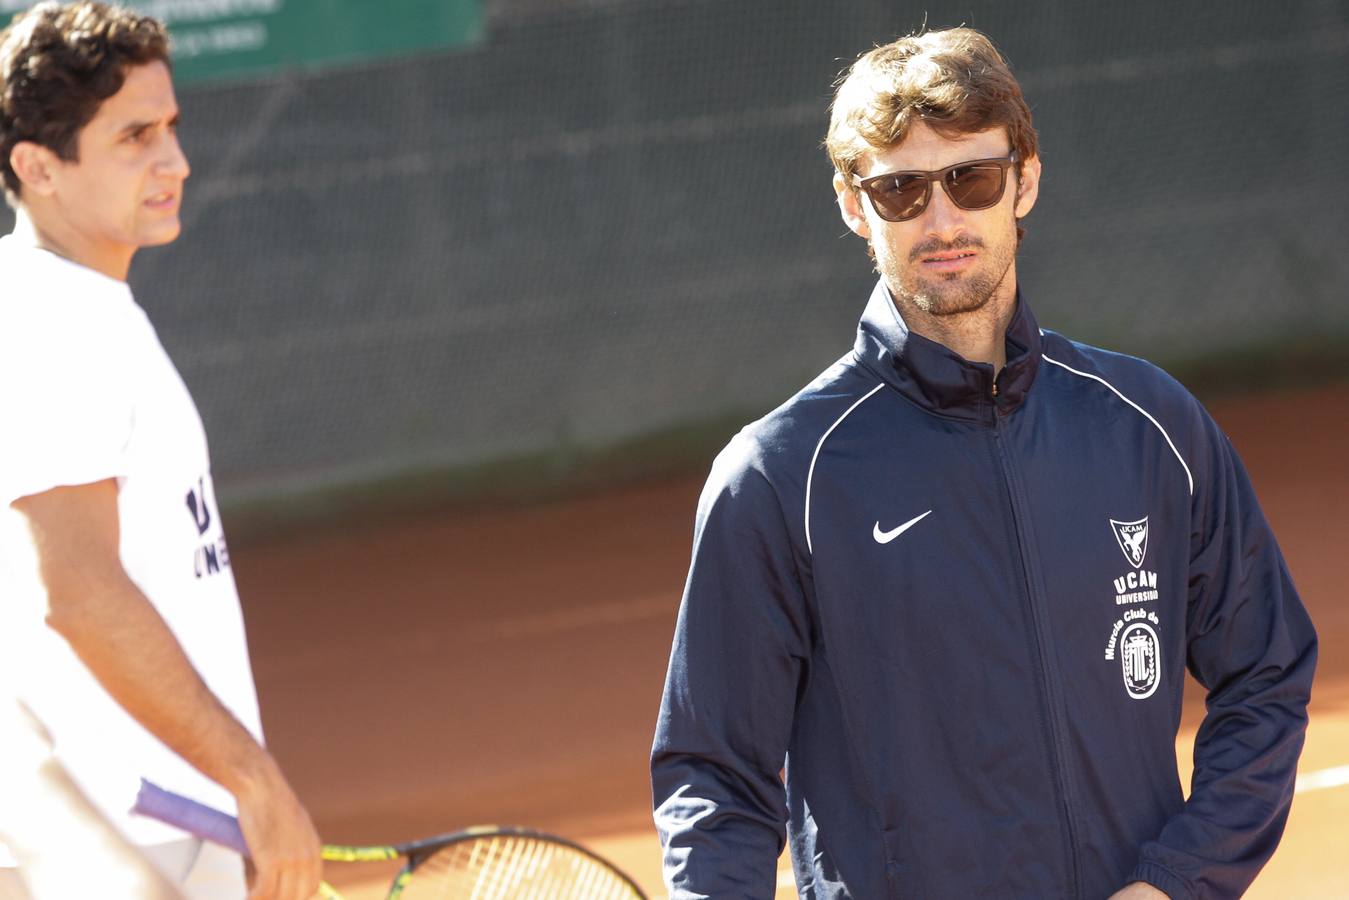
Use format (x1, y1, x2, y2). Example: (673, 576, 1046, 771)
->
(1119, 621, 1161, 699)
(1110, 516, 1149, 569)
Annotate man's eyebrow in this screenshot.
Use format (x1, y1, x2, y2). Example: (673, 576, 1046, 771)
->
(115, 120, 155, 138)
(115, 112, 181, 137)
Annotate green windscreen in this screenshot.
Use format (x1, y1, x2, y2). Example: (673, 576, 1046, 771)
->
(0, 1, 484, 84)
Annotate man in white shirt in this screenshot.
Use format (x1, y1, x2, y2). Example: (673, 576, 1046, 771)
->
(0, 4, 321, 898)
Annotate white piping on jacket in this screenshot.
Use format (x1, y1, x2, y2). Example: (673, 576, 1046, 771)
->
(1041, 354, 1195, 496)
(805, 383, 885, 553)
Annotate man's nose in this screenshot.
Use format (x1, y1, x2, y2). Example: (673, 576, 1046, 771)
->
(156, 132, 190, 180)
(920, 181, 967, 241)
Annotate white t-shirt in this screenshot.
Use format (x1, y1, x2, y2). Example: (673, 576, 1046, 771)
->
(0, 236, 263, 846)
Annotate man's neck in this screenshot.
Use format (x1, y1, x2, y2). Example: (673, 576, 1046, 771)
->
(894, 280, 1018, 374)
(12, 207, 133, 282)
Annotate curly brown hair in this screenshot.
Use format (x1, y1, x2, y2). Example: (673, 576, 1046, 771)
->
(826, 28, 1039, 240)
(0, 1, 169, 204)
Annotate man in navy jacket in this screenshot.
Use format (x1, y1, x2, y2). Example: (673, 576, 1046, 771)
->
(651, 27, 1317, 900)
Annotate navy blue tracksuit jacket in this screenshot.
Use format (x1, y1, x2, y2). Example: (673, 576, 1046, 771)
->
(651, 282, 1317, 899)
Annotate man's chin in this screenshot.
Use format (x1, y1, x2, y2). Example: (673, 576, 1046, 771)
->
(139, 222, 182, 247)
(905, 285, 995, 318)
(927, 297, 992, 317)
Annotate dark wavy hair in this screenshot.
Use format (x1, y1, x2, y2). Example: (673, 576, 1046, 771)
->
(0, 1, 169, 204)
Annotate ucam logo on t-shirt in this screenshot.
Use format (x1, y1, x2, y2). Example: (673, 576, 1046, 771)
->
(186, 476, 230, 580)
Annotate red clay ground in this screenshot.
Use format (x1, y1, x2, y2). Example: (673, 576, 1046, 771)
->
(233, 384, 1349, 899)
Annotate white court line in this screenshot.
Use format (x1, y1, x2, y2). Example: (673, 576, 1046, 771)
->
(1295, 763, 1349, 794)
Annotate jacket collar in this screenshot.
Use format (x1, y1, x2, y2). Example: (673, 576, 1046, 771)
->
(852, 279, 1042, 422)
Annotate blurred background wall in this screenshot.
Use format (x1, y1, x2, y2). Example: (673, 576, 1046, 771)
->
(4, 0, 1347, 525)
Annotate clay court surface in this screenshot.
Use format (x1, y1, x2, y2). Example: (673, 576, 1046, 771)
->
(234, 384, 1349, 898)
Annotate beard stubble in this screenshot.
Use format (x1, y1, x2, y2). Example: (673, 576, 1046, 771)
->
(880, 232, 1017, 318)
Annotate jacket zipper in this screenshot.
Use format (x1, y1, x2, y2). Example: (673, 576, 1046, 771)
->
(991, 410, 1083, 898)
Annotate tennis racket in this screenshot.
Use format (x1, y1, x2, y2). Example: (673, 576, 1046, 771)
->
(132, 780, 647, 899)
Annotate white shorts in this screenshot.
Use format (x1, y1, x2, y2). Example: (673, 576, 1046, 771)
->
(145, 838, 247, 900)
(178, 839, 247, 900)
(0, 838, 245, 900)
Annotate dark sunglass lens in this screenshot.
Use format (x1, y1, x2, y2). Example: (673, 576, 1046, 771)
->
(946, 165, 1005, 209)
(871, 174, 928, 221)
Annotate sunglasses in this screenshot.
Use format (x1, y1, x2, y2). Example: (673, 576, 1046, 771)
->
(852, 153, 1019, 222)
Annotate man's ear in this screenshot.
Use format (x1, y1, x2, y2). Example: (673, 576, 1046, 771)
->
(834, 170, 871, 241)
(1012, 153, 1041, 219)
(9, 141, 61, 199)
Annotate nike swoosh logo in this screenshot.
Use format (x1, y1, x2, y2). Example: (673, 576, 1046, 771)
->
(873, 510, 933, 544)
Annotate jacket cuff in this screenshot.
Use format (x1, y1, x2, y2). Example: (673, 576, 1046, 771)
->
(1127, 862, 1194, 900)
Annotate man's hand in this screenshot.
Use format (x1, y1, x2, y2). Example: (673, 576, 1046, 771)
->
(1108, 882, 1170, 900)
(234, 761, 323, 900)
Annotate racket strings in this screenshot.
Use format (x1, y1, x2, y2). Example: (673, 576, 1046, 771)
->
(398, 834, 640, 899)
